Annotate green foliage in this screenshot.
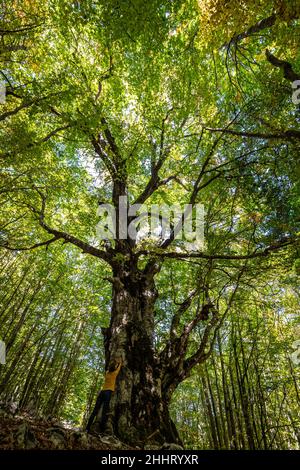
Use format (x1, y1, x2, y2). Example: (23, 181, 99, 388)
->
(0, 0, 299, 448)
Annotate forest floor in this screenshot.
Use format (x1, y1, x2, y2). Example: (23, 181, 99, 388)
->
(0, 406, 136, 450)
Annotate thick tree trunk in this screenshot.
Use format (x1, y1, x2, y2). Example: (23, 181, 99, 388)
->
(91, 262, 182, 447)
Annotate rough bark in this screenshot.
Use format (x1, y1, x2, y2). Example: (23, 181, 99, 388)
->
(96, 261, 183, 446)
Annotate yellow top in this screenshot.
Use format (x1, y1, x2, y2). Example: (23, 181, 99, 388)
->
(102, 362, 122, 391)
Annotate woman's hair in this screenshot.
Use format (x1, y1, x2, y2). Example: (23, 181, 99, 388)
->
(108, 360, 118, 372)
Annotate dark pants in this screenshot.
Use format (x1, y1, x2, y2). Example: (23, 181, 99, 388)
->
(86, 390, 112, 432)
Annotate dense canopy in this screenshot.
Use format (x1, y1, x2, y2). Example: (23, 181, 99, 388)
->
(0, 0, 300, 449)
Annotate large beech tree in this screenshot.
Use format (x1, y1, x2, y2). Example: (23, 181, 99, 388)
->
(0, 1, 299, 445)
